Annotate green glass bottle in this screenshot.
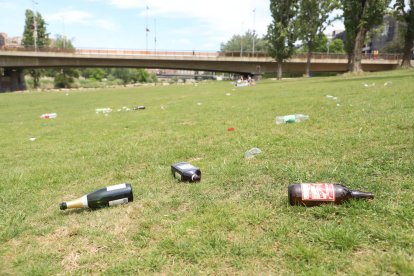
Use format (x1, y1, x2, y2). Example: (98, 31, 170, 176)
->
(60, 183, 133, 210)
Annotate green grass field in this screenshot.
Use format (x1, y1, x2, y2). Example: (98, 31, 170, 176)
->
(1, 70, 413, 275)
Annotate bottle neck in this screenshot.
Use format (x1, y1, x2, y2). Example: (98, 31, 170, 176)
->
(350, 190, 374, 199)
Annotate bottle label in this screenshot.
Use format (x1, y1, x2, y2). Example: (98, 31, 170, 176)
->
(284, 115, 296, 123)
(107, 183, 127, 191)
(177, 163, 196, 170)
(301, 183, 335, 201)
(174, 171, 182, 180)
(108, 198, 128, 206)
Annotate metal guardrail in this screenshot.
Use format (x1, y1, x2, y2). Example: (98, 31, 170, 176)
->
(0, 46, 402, 60)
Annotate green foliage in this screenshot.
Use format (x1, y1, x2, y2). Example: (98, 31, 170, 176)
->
(266, 0, 300, 79)
(393, 0, 414, 67)
(81, 68, 107, 81)
(110, 68, 156, 85)
(51, 34, 75, 50)
(297, 0, 340, 52)
(21, 9, 50, 49)
(54, 69, 79, 88)
(21, 9, 50, 88)
(0, 70, 413, 274)
(341, 0, 391, 72)
(329, 38, 346, 53)
(220, 30, 267, 53)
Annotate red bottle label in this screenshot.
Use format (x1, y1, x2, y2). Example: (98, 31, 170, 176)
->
(301, 183, 335, 201)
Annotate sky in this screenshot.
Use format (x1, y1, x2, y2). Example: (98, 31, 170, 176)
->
(0, 0, 345, 51)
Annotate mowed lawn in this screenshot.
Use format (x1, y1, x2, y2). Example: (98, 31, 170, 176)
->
(0, 70, 413, 275)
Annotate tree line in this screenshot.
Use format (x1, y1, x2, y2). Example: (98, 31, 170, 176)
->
(20, 1, 414, 85)
(21, 10, 156, 89)
(221, 0, 413, 79)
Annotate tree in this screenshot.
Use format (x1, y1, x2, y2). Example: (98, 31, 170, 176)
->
(266, 0, 299, 80)
(394, 0, 414, 68)
(22, 9, 49, 49)
(329, 38, 346, 53)
(341, 0, 391, 73)
(51, 34, 75, 51)
(81, 68, 106, 81)
(220, 30, 267, 54)
(50, 35, 79, 88)
(54, 69, 79, 88)
(297, 0, 340, 76)
(21, 9, 50, 88)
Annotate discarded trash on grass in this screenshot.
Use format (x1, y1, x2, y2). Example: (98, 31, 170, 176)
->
(29, 137, 36, 141)
(133, 106, 145, 110)
(60, 183, 133, 210)
(197, 102, 202, 106)
(40, 113, 57, 119)
(384, 81, 393, 86)
(227, 127, 235, 131)
(276, 114, 309, 124)
(326, 95, 338, 100)
(117, 106, 131, 112)
(171, 162, 201, 182)
(244, 147, 262, 159)
(96, 108, 112, 114)
(363, 83, 375, 88)
(226, 93, 231, 96)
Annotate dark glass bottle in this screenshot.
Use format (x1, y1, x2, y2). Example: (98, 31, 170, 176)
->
(171, 162, 201, 182)
(288, 183, 374, 207)
(60, 183, 133, 210)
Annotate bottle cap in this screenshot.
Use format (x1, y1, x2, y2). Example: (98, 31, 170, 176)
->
(191, 174, 201, 182)
(59, 202, 67, 210)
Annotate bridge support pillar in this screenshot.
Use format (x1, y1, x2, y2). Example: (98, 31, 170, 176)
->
(0, 68, 26, 92)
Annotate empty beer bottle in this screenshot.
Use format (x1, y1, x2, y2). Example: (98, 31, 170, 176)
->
(171, 162, 201, 182)
(288, 183, 374, 207)
(60, 183, 133, 210)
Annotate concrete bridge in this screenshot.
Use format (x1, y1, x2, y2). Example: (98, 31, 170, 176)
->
(0, 48, 401, 92)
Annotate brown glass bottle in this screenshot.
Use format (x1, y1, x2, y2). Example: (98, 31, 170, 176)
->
(288, 183, 374, 207)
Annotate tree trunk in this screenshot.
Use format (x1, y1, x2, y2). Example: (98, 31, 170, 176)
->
(347, 53, 353, 72)
(401, 25, 414, 68)
(351, 26, 367, 73)
(306, 51, 311, 77)
(277, 60, 283, 80)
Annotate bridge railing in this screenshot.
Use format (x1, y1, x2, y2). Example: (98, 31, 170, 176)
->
(0, 45, 76, 53)
(0, 46, 402, 60)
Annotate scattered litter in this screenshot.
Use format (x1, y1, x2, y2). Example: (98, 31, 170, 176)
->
(40, 113, 57, 119)
(133, 106, 145, 110)
(29, 137, 36, 141)
(225, 93, 231, 96)
(363, 83, 375, 88)
(245, 147, 262, 159)
(197, 102, 202, 106)
(384, 81, 393, 86)
(275, 114, 309, 124)
(65, 93, 69, 96)
(171, 162, 201, 182)
(161, 105, 165, 110)
(235, 82, 249, 87)
(227, 127, 235, 132)
(96, 108, 112, 114)
(117, 106, 131, 112)
(337, 104, 340, 107)
(326, 95, 338, 100)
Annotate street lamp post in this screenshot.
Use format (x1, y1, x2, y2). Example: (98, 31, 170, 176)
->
(252, 8, 256, 56)
(32, 0, 38, 51)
